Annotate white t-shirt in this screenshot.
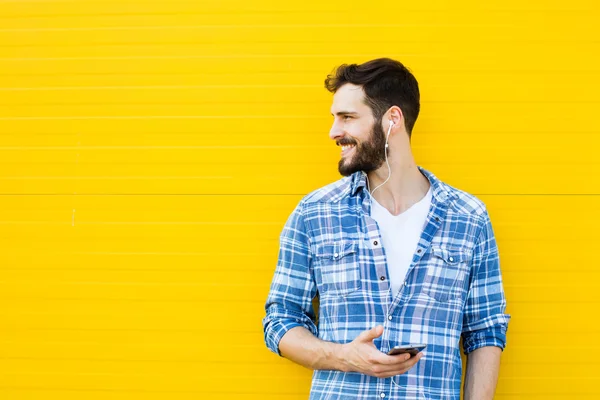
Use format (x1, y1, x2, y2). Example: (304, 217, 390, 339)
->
(369, 185, 433, 297)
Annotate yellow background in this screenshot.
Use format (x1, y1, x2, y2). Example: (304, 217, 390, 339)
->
(1, 0, 599, 398)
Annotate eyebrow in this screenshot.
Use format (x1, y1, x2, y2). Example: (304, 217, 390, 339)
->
(331, 111, 359, 117)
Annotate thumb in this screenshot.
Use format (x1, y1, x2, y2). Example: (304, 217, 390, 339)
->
(358, 325, 384, 342)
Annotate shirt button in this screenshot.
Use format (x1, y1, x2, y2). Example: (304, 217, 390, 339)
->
(334, 253, 339, 258)
(373, 240, 378, 246)
(380, 393, 386, 398)
(388, 315, 392, 321)
(380, 276, 385, 281)
(449, 257, 454, 262)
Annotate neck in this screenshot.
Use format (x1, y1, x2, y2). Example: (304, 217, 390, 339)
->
(366, 152, 430, 216)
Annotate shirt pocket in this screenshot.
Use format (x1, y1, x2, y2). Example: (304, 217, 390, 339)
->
(422, 246, 470, 303)
(313, 241, 361, 297)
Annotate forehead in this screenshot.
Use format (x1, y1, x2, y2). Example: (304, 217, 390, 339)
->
(330, 83, 372, 115)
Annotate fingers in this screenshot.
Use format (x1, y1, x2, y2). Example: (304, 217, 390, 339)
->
(371, 352, 424, 378)
(371, 351, 412, 365)
(350, 327, 425, 379)
(357, 325, 384, 342)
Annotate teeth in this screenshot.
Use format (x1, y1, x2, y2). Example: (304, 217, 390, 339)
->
(341, 145, 355, 151)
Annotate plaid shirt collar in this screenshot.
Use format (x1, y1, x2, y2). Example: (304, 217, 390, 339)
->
(350, 165, 454, 205)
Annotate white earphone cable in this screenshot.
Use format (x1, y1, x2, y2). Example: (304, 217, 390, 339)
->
(368, 120, 394, 196)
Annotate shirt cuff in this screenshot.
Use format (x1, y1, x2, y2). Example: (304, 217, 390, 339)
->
(462, 325, 507, 355)
(263, 308, 318, 356)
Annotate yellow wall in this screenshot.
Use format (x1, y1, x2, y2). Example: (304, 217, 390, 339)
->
(1, 0, 599, 398)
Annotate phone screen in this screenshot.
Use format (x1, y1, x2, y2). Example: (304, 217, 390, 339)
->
(387, 344, 426, 356)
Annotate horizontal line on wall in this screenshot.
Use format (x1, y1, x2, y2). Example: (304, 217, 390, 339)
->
(0, 53, 428, 61)
(0, 115, 323, 120)
(0, 176, 236, 180)
(0, 22, 513, 29)
(2, 39, 599, 47)
(0, 145, 325, 150)
(0, 356, 275, 364)
(0, 281, 266, 286)
(0, 326, 260, 333)
(0, 265, 272, 269)
(0, 84, 321, 91)
(0, 272, 269, 276)
(0, 297, 266, 303)
(505, 301, 600, 304)
(0, 4, 593, 12)
(2, 252, 270, 255)
(0, 386, 302, 395)
(7, 36, 595, 44)
(0, 220, 280, 225)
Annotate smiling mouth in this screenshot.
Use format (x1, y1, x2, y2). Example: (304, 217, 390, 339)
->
(340, 144, 356, 156)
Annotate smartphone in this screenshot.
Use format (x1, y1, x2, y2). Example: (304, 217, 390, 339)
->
(387, 344, 427, 356)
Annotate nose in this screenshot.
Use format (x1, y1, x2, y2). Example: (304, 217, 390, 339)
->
(329, 120, 344, 141)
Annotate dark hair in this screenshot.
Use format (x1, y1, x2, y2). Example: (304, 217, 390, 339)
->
(324, 58, 420, 136)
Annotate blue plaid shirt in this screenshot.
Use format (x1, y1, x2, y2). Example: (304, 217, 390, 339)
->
(263, 166, 510, 399)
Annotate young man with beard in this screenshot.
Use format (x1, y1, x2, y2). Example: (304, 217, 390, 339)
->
(263, 58, 510, 399)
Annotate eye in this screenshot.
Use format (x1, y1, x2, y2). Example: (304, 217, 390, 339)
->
(343, 115, 352, 121)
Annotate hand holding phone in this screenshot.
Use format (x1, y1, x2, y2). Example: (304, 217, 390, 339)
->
(387, 344, 427, 357)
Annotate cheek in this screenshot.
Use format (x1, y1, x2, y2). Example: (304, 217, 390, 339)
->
(346, 123, 371, 143)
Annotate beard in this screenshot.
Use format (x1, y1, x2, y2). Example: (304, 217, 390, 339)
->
(338, 120, 387, 177)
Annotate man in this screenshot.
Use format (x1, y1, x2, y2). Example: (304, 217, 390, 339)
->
(263, 58, 510, 399)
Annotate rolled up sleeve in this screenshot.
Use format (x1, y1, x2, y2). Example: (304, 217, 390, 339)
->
(263, 201, 318, 355)
(462, 209, 511, 355)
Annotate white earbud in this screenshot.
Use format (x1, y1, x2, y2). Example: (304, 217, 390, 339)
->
(385, 120, 394, 148)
